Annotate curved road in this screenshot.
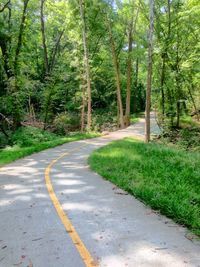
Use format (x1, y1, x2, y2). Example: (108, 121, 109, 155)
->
(0, 115, 199, 267)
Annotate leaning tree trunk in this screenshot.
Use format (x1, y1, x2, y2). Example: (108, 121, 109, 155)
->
(79, 0, 92, 131)
(145, 0, 154, 142)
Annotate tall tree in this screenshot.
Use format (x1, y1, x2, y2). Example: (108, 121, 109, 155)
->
(79, 0, 92, 131)
(145, 0, 154, 142)
(40, 0, 49, 77)
(125, 6, 139, 126)
(106, 14, 125, 129)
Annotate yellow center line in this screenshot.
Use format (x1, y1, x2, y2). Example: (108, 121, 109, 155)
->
(45, 144, 99, 267)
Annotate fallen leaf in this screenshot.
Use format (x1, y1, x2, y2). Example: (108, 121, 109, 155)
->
(155, 247, 168, 250)
(114, 192, 128, 195)
(32, 238, 42, 242)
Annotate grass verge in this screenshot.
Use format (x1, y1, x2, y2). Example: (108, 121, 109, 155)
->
(0, 132, 99, 167)
(89, 138, 200, 236)
(130, 112, 144, 124)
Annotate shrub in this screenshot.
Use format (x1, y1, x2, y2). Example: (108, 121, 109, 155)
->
(53, 112, 80, 135)
(11, 126, 57, 147)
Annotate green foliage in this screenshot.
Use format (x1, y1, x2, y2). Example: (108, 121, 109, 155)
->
(0, 129, 100, 166)
(91, 109, 118, 132)
(0, 132, 9, 148)
(158, 126, 200, 152)
(1, 0, 148, 134)
(89, 138, 200, 236)
(53, 112, 80, 134)
(0, 0, 199, 152)
(11, 126, 57, 147)
(153, 0, 200, 126)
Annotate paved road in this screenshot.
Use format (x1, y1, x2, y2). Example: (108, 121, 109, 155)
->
(0, 115, 199, 267)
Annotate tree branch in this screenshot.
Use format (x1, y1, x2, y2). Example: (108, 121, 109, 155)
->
(0, 0, 10, 13)
(14, 0, 30, 75)
(49, 29, 64, 73)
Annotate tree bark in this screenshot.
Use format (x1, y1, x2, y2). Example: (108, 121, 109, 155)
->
(125, 20, 133, 126)
(81, 82, 86, 132)
(14, 0, 30, 75)
(133, 58, 138, 113)
(0, 36, 12, 79)
(13, 0, 30, 129)
(145, 0, 154, 142)
(188, 83, 199, 121)
(0, 0, 10, 13)
(79, 0, 92, 131)
(40, 0, 49, 77)
(107, 16, 124, 129)
(160, 0, 171, 122)
(125, 7, 139, 126)
(160, 55, 166, 119)
(49, 30, 64, 73)
(175, 22, 181, 128)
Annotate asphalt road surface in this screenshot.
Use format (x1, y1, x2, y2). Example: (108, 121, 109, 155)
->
(0, 114, 199, 267)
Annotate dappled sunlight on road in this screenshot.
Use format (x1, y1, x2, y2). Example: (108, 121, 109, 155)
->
(0, 165, 40, 176)
(55, 179, 86, 186)
(0, 115, 199, 267)
(62, 202, 94, 212)
(60, 186, 95, 195)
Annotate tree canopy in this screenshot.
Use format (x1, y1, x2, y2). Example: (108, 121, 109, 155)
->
(0, 0, 199, 140)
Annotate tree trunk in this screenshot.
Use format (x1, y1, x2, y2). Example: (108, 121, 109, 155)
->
(160, 0, 171, 123)
(107, 16, 124, 129)
(40, 0, 49, 77)
(175, 24, 181, 128)
(14, 0, 29, 75)
(79, 0, 92, 131)
(160, 55, 166, 119)
(49, 30, 64, 73)
(125, 7, 139, 126)
(188, 84, 199, 121)
(81, 78, 86, 132)
(0, 1, 10, 13)
(12, 0, 30, 129)
(125, 22, 133, 126)
(145, 0, 154, 142)
(176, 100, 180, 128)
(133, 58, 138, 113)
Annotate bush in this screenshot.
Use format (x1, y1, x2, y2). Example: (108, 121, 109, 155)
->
(92, 109, 118, 132)
(53, 112, 80, 135)
(0, 132, 10, 148)
(158, 127, 200, 152)
(11, 126, 57, 147)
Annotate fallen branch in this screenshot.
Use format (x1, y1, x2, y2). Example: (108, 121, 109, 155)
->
(0, 112, 12, 125)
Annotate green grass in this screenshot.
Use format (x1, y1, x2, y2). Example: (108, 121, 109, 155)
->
(130, 112, 144, 124)
(180, 115, 200, 128)
(89, 138, 200, 236)
(0, 126, 100, 166)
